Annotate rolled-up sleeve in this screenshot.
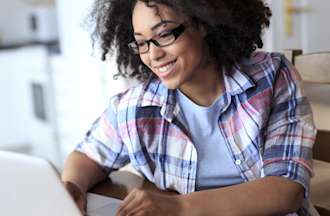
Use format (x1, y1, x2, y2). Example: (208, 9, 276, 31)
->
(75, 96, 130, 173)
(263, 55, 317, 197)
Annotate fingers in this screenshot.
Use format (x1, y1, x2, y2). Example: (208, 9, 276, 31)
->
(124, 202, 149, 216)
(116, 188, 149, 216)
(121, 197, 144, 214)
(115, 188, 179, 216)
(132, 210, 152, 216)
(116, 188, 140, 216)
(117, 189, 137, 212)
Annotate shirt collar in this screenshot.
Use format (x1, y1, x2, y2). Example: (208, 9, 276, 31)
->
(137, 63, 256, 121)
(137, 76, 178, 122)
(223, 63, 256, 96)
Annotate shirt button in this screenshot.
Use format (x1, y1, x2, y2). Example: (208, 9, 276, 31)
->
(235, 159, 242, 165)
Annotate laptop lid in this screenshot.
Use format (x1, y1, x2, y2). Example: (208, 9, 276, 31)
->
(0, 151, 82, 216)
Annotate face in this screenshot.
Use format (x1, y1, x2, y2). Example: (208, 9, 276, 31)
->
(132, 1, 208, 90)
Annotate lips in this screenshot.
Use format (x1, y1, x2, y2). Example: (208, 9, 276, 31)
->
(159, 61, 176, 72)
(154, 59, 177, 78)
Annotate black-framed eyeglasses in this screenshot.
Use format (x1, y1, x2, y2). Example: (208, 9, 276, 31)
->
(128, 24, 186, 54)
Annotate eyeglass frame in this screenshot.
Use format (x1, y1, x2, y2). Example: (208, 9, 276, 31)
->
(128, 23, 186, 54)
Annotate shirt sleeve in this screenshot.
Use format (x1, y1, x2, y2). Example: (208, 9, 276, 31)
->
(262, 54, 317, 198)
(75, 96, 130, 173)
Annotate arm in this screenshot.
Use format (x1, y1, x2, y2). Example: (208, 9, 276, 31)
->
(116, 54, 314, 216)
(180, 176, 304, 216)
(61, 151, 108, 214)
(62, 96, 129, 213)
(116, 176, 303, 216)
(181, 54, 312, 215)
(61, 150, 108, 193)
(179, 54, 311, 215)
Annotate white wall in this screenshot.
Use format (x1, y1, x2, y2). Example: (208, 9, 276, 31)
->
(0, 0, 38, 44)
(55, 0, 105, 161)
(301, 0, 330, 53)
(0, 0, 133, 166)
(55, 0, 94, 58)
(262, 0, 275, 51)
(0, 0, 58, 45)
(54, 0, 133, 164)
(0, 49, 32, 147)
(0, 46, 60, 166)
(268, 0, 330, 52)
(0, 0, 34, 44)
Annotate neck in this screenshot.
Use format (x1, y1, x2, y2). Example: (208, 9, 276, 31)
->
(179, 63, 223, 107)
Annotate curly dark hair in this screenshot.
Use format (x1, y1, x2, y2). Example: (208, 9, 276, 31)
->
(88, 0, 272, 81)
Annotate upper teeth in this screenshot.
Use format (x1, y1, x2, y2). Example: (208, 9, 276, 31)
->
(159, 61, 175, 73)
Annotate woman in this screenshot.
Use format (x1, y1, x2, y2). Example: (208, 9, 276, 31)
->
(62, 0, 317, 215)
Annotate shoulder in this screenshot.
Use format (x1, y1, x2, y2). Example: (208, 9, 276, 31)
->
(108, 77, 168, 113)
(240, 51, 298, 82)
(241, 51, 290, 72)
(108, 82, 146, 113)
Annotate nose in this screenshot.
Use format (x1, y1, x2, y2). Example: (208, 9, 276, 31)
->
(148, 42, 165, 61)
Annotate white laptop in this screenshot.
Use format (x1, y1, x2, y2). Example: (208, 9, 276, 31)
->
(0, 151, 82, 216)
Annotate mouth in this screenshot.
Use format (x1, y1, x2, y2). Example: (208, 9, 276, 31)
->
(154, 59, 177, 78)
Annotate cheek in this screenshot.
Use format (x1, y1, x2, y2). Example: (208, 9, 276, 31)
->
(178, 41, 204, 67)
(137, 35, 205, 71)
(140, 54, 151, 68)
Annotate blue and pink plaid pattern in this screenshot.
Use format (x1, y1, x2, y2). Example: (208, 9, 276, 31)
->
(76, 52, 316, 215)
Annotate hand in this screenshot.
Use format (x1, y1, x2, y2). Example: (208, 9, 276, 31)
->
(115, 188, 186, 216)
(63, 181, 87, 215)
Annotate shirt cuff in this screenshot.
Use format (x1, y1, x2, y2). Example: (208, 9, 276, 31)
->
(263, 159, 312, 198)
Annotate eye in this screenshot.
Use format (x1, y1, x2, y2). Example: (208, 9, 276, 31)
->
(158, 31, 172, 38)
(137, 41, 147, 47)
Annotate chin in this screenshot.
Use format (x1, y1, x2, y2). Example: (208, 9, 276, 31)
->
(161, 79, 181, 90)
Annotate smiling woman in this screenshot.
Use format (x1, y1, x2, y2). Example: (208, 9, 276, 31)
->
(132, 2, 211, 97)
(61, 1, 317, 216)
(89, 0, 271, 81)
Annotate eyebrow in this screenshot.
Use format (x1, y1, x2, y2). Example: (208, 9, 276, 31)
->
(134, 20, 178, 36)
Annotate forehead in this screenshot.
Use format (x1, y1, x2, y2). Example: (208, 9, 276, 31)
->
(132, 1, 183, 32)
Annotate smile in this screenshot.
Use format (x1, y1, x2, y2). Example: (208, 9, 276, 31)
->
(155, 60, 177, 78)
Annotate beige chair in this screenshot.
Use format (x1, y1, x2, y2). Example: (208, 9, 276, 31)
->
(285, 50, 330, 216)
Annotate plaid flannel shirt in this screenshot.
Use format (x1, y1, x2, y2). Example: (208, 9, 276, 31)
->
(76, 52, 316, 215)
